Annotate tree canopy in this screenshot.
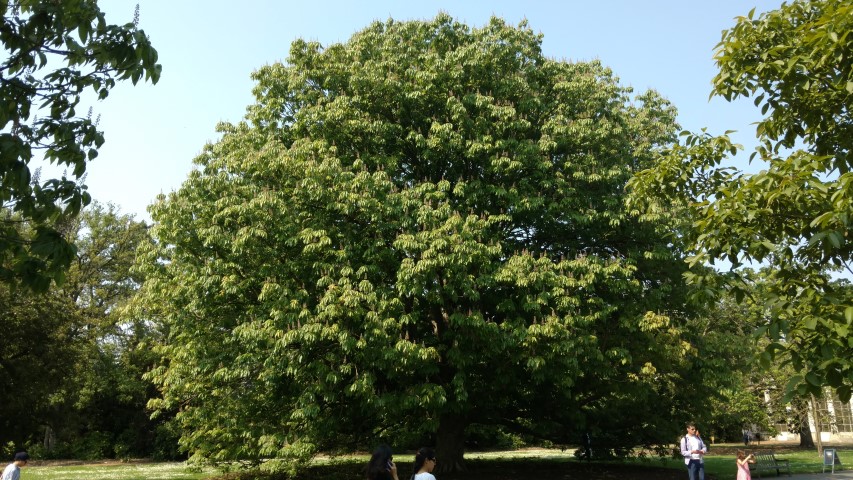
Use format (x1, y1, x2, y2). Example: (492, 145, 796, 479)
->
(135, 15, 715, 473)
(628, 0, 853, 401)
(0, 0, 160, 290)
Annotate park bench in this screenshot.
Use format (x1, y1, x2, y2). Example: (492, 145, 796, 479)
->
(749, 451, 791, 478)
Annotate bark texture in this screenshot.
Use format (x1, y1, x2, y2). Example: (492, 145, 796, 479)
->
(434, 413, 468, 473)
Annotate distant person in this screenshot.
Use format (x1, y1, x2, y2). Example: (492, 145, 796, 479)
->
(754, 432, 761, 444)
(680, 423, 706, 480)
(581, 432, 592, 461)
(366, 444, 399, 480)
(410, 447, 437, 480)
(1, 452, 28, 480)
(743, 430, 750, 446)
(736, 450, 756, 480)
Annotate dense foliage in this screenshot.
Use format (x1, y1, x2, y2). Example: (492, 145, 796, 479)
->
(133, 15, 721, 473)
(0, 280, 86, 448)
(53, 204, 176, 459)
(0, 204, 177, 459)
(0, 0, 160, 290)
(628, 0, 853, 401)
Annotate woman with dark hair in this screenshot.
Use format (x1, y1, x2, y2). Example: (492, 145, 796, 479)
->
(411, 447, 437, 480)
(366, 444, 399, 480)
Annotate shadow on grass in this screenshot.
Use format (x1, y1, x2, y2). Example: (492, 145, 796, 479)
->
(214, 457, 687, 480)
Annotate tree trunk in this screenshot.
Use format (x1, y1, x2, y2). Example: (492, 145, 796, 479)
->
(799, 420, 815, 448)
(810, 394, 823, 456)
(43, 425, 55, 451)
(434, 413, 468, 473)
(792, 400, 815, 448)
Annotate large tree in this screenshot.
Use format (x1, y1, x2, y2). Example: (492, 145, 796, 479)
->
(1, 0, 160, 290)
(137, 15, 703, 473)
(628, 0, 853, 401)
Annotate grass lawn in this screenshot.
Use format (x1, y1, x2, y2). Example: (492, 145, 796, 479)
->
(24, 461, 215, 480)
(19, 443, 853, 480)
(649, 443, 853, 480)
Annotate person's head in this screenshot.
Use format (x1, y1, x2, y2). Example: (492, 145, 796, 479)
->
(685, 423, 697, 435)
(13, 451, 29, 466)
(366, 444, 393, 480)
(737, 450, 746, 460)
(412, 447, 436, 476)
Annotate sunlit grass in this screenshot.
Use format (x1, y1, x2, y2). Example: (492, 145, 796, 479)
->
(465, 448, 575, 460)
(640, 444, 853, 480)
(25, 462, 215, 480)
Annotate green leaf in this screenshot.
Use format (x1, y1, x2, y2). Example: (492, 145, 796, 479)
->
(806, 371, 821, 386)
(826, 367, 843, 386)
(808, 232, 827, 246)
(785, 374, 804, 394)
(839, 386, 852, 403)
(828, 231, 842, 249)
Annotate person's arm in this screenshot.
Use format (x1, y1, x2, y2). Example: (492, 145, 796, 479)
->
(680, 437, 691, 458)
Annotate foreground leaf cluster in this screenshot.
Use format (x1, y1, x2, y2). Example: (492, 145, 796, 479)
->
(0, 0, 160, 290)
(628, 0, 853, 401)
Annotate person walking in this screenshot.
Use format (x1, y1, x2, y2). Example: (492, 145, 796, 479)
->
(366, 445, 399, 480)
(410, 447, 437, 480)
(1, 452, 28, 480)
(680, 423, 706, 480)
(736, 450, 756, 480)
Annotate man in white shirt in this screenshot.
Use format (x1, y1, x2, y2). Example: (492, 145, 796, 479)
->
(1, 452, 28, 480)
(680, 423, 706, 480)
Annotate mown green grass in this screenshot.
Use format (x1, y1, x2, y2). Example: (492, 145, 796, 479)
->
(19, 447, 853, 480)
(642, 445, 853, 480)
(25, 462, 215, 480)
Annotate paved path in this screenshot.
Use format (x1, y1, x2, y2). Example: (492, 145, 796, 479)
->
(785, 471, 853, 479)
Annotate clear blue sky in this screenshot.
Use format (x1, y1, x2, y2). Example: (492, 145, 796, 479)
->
(84, 0, 784, 221)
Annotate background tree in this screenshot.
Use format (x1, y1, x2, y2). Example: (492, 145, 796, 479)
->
(0, 0, 160, 290)
(53, 203, 176, 459)
(52, 202, 179, 459)
(693, 283, 771, 443)
(61, 202, 148, 323)
(0, 281, 87, 449)
(135, 15, 709, 474)
(628, 0, 853, 401)
(0, 203, 176, 459)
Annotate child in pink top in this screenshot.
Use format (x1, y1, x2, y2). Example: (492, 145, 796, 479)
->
(736, 450, 756, 480)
